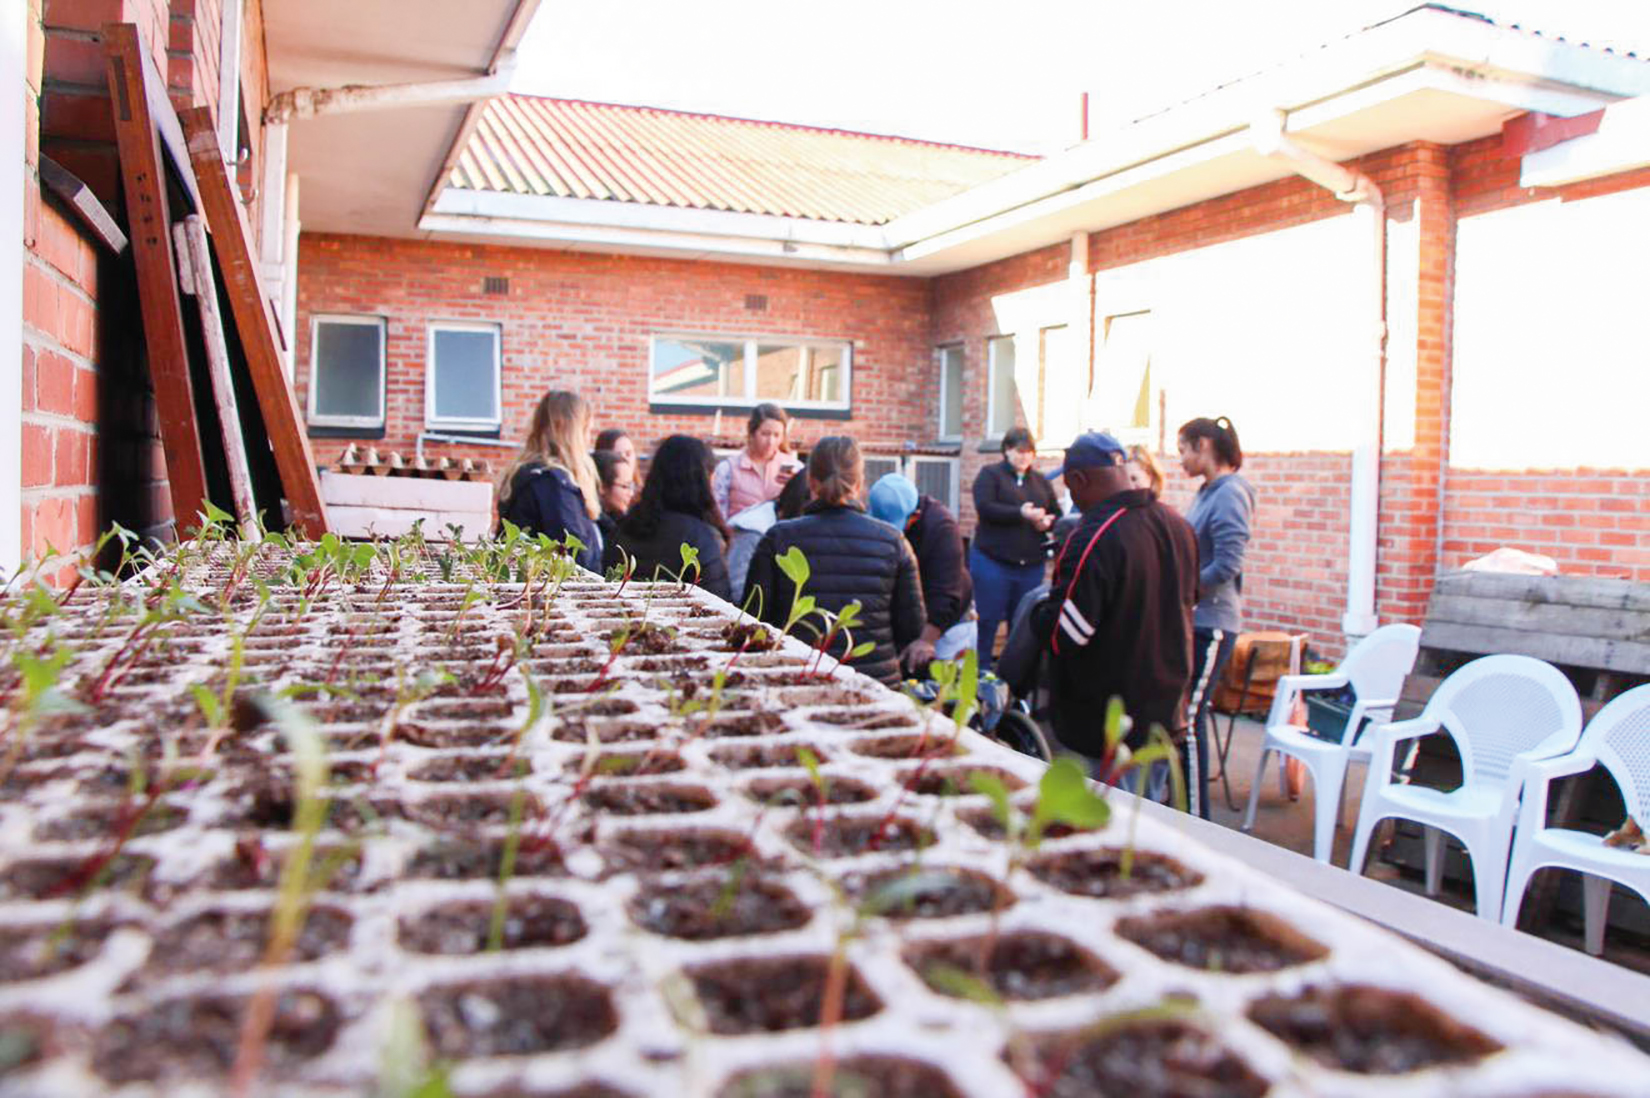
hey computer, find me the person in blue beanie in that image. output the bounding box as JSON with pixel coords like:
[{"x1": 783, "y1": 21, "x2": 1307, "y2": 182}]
[{"x1": 869, "y1": 473, "x2": 974, "y2": 673}]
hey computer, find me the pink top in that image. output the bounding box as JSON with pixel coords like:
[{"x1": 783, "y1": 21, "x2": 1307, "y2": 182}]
[{"x1": 713, "y1": 449, "x2": 798, "y2": 519}]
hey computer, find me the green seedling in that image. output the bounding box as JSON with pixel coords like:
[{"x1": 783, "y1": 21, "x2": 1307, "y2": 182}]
[
  {"x1": 774, "y1": 546, "x2": 818, "y2": 641},
  {"x1": 487, "y1": 764, "x2": 532, "y2": 952},
  {"x1": 805, "y1": 599, "x2": 874, "y2": 679},
  {"x1": 373, "y1": 995, "x2": 453, "y2": 1098},
  {"x1": 797, "y1": 745, "x2": 829, "y2": 856},
  {"x1": 674, "y1": 542, "x2": 700, "y2": 592}
]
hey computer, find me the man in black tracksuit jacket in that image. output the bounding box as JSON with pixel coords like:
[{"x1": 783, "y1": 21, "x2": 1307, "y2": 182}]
[{"x1": 1033, "y1": 432, "x2": 1199, "y2": 771}]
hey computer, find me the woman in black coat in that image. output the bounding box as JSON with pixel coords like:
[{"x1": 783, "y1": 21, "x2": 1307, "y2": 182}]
[
  {"x1": 969, "y1": 425, "x2": 1057, "y2": 673},
  {"x1": 603, "y1": 435, "x2": 732, "y2": 601},
  {"x1": 743, "y1": 436, "x2": 925, "y2": 686},
  {"x1": 497, "y1": 390, "x2": 603, "y2": 572}
]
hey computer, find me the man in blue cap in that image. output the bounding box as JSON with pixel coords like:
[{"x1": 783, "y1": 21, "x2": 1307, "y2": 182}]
[
  {"x1": 1033, "y1": 432, "x2": 1199, "y2": 800},
  {"x1": 869, "y1": 473, "x2": 974, "y2": 672}
]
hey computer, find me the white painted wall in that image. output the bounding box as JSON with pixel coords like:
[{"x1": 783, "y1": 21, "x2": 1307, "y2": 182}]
[
  {"x1": 1084, "y1": 213, "x2": 1368, "y2": 453},
  {"x1": 1452, "y1": 188, "x2": 1650, "y2": 471},
  {"x1": 1, "y1": 2, "x2": 25, "y2": 578}
]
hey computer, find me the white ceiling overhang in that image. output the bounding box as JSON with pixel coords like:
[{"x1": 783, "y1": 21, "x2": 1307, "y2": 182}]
[
  {"x1": 265, "y1": 0, "x2": 538, "y2": 240},
  {"x1": 291, "y1": 4, "x2": 1650, "y2": 275}
]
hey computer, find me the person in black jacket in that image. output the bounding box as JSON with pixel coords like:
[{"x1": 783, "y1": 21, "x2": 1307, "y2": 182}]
[
  {"x1": 604, "y1": 435, "x2": 732, "y2": 601},
  {"x1": 868, "y1": 473, "x2": 974, "y2": 672},
  {"x1": 1031, "y1": 431, "x2": 1198, "y2": 799},
  {"x1": 592, "y1": 449, "x2": 635, "y2": 550},
  {"x1": 497, "y1": 390, "x2": 603, "y2": 572},
  {"x1": 970, "y1": 426, "x2": 1058, "y2": 673},
  {"x1": 743, "y1": 436, "x2": 925, "y2": 686}
]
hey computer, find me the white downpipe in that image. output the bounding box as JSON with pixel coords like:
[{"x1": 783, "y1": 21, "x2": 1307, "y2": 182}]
[
  {"x1": 1251, "y1": 109, "x2": 1385, "y2": 639},
  {"x1": 216, "y1": 0, "x2": 244, "y2": 161},
  {"x1": 280, "y1": 173, "x2": 300, "y2": 379},
  {"x1": 1, "y1": 6, "x2": 25, "y2": 577}
]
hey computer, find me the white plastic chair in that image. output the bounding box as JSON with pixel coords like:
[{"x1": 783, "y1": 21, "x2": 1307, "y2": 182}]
[
  {"x1": 1241, "y1": 623, "x2": 1421, "y2": 864},
  {"x1": 1501, "y1": 684, "x2": 1650, "y2": 954},
  {"x1": 1349, "y1": 654, "x2": 1583, "y2": 919}
]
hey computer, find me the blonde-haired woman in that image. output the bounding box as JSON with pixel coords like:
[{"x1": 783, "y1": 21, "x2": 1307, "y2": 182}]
[
  {"x1": 1125, "y1": 444, "x2": 1165, "y2": 498},
  {"x1": 497, "y1": 390, "x2": 603, "y2": 571}
]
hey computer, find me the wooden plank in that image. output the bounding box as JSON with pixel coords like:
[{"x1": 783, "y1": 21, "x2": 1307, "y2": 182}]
[
  {"x1": 327, "y1": 506, "x2": 493, "y2": 541},
  {"x1": 1419, "y1": 621, "x2": 1650, "y2": 676},
  {"x1": 1433, "y1": 570, "x2": 1650, "y2": 613},
  {"x1": 1425, "y1": 594, "x2": 1650, "y2": 644},
  {"x1": 176, "y1": 106, "x2": 329, "y2": 539},
  {"x1": 102, "y1": 23, "x2": 209, "y2": 534},
  {"x1": 319, "y1": 470, "x2": 493, "y2": 511},
  {"x1": 174, "y1": 216, "x2": 257, "y2": 532},
  {"x1": 38, "y1": 155, "x2": 127, "y2": 253}
]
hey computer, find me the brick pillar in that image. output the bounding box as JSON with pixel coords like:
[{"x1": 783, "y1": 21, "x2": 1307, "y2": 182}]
[{"x1": 1376, "y1": 143, "x2": 1455, "y2": 624}]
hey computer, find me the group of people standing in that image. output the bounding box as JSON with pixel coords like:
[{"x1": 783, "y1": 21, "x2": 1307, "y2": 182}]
[{"x1": 494, "y1": 387, "x2": 1253, "y2": 816}]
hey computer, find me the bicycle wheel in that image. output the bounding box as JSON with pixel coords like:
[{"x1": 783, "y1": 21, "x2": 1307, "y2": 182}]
[{"x1": 991, "y1": 708, "x2": 1052, "y2": 762}]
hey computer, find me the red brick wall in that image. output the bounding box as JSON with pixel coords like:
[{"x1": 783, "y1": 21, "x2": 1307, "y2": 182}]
[
  {"x1": 1441, "y1": 470, "x2": 1650, "y2": 582},
  {"x1": 294, "y1": 234, "x2": 936, "y2": 471},
  {"x1": 25, "y1": 0, "x2": 268, "y2": 574}
]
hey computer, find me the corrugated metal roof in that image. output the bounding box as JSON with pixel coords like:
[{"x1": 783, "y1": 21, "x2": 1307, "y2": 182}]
[{"x1": 448, "y1": 95, "x2": 1036, "y2": 226}]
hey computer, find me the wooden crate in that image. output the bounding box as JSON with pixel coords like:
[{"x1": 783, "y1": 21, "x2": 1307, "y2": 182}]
[
  {"x1": 319, "y1": 471, "x2": 494, "y2": 541},
  {"x1": 1382, "y1": 570, "x2": 1650, "y2": 937}
]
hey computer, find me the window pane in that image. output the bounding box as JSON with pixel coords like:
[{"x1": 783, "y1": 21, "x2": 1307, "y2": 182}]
[
  {"x1": 1094, "y1": 311, "x2": 1152, "y2": 437},
  {"x1": 807, "y1": 343, "x2": 845, "y2": 403},
  {"x1": 432, "y1": 328, "x2": 498, "y2": 422},
  {"x1": 988, "y1": 336, "x2": 1017, "y2": 437},
  {"x1": 652, "y1": 338, "x2": 744, "y2": 399},
  {"x1": 1039, "y1": 325, "x2": 1070, "y2": 442},
  {"x1": 940, "y1": 347, "x2": 963, "y2": 437},
  {"x1": 754, "y1": 343, "x2": 804, "y2": 400},
  {"x1": 314, "y1": 321, "x2": 382, "y2": 420}
]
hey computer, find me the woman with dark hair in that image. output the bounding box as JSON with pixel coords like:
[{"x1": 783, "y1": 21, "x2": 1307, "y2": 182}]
[
  {"x1": 969, "y1": 425, "x2": 1058, "y2": 673},
  {"x1": 594, "y1": 428, "x2": 636, "y2": 469},
  {"x1": 743, "y1": 436, "x2": 924, "y2": 686},
  {"x1": 711, "y1": 403, "x2": 803, "y2": 521},
  {"x1": 604, "y1": 435, "x2": 732, "y2": 600},
  {"x1": 1177, "y1": 415, "x2": 1256, "y2": 820},
  {"x1": 726, "y1": 463, "x2": 813, "y2": 599},
  {"x1": 591, "y1": 449, "x2": 635, "y2": 548}
]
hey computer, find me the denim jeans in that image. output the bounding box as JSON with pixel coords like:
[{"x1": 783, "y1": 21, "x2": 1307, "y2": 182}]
[{"x1": 968, "y1": 546, "x2": 1045, "y2": 674}]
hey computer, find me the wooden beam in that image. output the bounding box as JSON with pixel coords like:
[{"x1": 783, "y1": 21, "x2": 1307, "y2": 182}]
[
  {"x1": 101, "y1": 23, "x2": 209, "y2": 535},
  {"x1": 177, "y1": 106, "x2": 329, "y2": 538},
  {"x1": 175, "y1": 215, "x2": 257, "y2": 532},
  {"x1": 39, "y1": 155, "x2": 127, "y2": 254}
]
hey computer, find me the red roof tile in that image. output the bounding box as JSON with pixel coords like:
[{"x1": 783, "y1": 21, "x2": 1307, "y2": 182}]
[{"x1": 448, "y1": 95, "x2": 1035, "y2": 226}]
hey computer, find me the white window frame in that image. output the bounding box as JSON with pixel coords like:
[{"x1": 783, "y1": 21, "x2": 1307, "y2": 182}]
[
  {"x1": 648, "y1": 332, "x2": 853, "y2": 412},
  {"x1": 985, "y1": 334, "x2": 1017, "y2": 440},
  {"x1": 306, "y1": 314, "x2": 386, "y2": 430},
  {"x1": 425, "y1": 320, "x2": 503, "y2": 432},
  {"x1": 936, "y1": 343, "x2": 963, "y2": 441}
]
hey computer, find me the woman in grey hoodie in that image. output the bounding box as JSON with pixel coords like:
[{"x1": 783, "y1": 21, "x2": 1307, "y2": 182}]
[{"x1": 1179, "y1": 416, "x2": 1255, "y2": 820}]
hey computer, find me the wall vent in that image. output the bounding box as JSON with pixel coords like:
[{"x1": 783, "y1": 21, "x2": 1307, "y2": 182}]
[
  {"x1": 483, "y1": 276, "x2": 509, "y2": 295},
  {"x1": 744, "y1": 294, "x2": 768, "y2": 312}
]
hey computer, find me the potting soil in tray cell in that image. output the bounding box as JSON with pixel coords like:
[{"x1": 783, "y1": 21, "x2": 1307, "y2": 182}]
[
  {"x1": 551, "y1": 716, "x2": 660, "y2": 744},
  {"x1": 1026, "y1": 848, "x2": 1204, "y2": 900},
  {"x1": 847, "y1": 732, "x2": 967, "y2": 760},
  {"x1": 717, "y1": 1055, "x2": 965, "y2": 1098},
  {"x1": 904, "y1": 930, "x2": 1119, "y2": 1000},
  {"x1": 204, "y1": 841, "x2": 365, "y2": 892},
  {"x1": 1116, "y1": 905, "x2": 1329, "y2": 973},
  {"x1": 407, "y1": 837, "x2": 565, "y2": 881},
  {"x1": 744, "y1": 774, "x2": 877, "y2": 806},
  {"x1": 786, "y1": 814, "x2": 931, "y2": 857},
  {"x1": 1008, "y1": 1019, "x2": 1269, "y2": 1098},
  {"x1": 708, "y1": 742, "x2": 827, "y2": 771},
  {"x1": 418, "y1": 975, "x2": 617, "y2": 1057},
  {"x1": 0, "y1": 918, "x2": 119, "y2": 981},
  {"x1": 408, "y1": 752, "x2": 525, "y2": 783},
  {"x1": 688, "y1": 955, "x2": 880, "y2": 1034},
  {"x1": 583, "y1": 782, "x2": 717, "y2": 815},
  {"x1": 1247, "y1": 983, "x2": 1503, "y2": 1074},
  {"x1": 629, "y1": 873, "x2": 810, "y2": 939},
  {"x1": 91, "y1": 989, "x2": 341, "y2": 1084},
  {"x1": 139, "y1": 905, "x2": 353, "y2": 978},
  {"x1": 599, "y1": 828, "x2": 758, "y2": 873},
  {"x1": 399, "y1": 894, "x2": 588, "y2": 954},
  {"x1": 893, "y1": 764, "x2": 1025, "y2": 798},
  {"x1": 843, "y1": 866, "x2": 1014, "y2": 919}
]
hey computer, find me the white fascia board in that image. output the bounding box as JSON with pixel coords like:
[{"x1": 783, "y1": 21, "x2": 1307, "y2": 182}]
[
  {"x1": 1522, "y1": 94, "x2": 1650, "y2": 187},
  {"x1": 883, "y1": 6, "x2": 1650, "y2": 252},
  {"x1": 418, "y1": 208, "x2": 898, "y2": 271},
  {"x1": 429, "y1": 188, "x2": 892, "y2": 251}
]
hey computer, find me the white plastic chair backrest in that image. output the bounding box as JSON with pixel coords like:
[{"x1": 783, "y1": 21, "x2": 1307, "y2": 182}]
[
  {"x1": 1342, "y1": 623, "x2": 1421, "y2": 704},
  {"x1": 1583, "y1": 684, "x2": 1650, "y2": 826},
  {"x1": 1425, "y1": 655, "x2": 1583, "y2": 787}
]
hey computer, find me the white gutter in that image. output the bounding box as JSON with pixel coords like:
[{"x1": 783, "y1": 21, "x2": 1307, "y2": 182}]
[
  {"x1": 1521, "y1": 93, "x2": 1650, "y2": 187},
  {"x1": 264, "y1": 58, "x2": 518, "y2": 124},
  {"x1": 1251, "y1": 109, "x2": 1386, "y2": 639}
]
